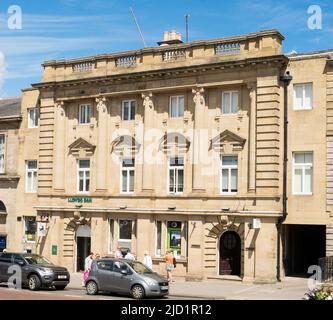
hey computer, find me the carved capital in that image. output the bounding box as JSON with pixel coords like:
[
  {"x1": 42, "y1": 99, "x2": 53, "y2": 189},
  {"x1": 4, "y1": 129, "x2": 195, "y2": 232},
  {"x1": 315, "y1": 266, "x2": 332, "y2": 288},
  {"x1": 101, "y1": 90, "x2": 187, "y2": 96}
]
[
  {"x1": 192, "y1": 87, "x2": 205, "y2": 107},
  {"x1": 142, "y1": 92, "x2": 154, "y2": 109},
  {"x1": 55, "y1": 100, "x2": 65, "y2": 116},
  {"x1": 96, "y1": 96, "x2": 107, "y2": 113}
]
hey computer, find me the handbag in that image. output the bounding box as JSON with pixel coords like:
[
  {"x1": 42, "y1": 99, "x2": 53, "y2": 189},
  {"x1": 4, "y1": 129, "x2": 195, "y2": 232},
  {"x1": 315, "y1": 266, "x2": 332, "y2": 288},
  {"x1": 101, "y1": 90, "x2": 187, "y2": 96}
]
[{"x1": 83, "y1": 270, "x2": 89, "y2": 282}]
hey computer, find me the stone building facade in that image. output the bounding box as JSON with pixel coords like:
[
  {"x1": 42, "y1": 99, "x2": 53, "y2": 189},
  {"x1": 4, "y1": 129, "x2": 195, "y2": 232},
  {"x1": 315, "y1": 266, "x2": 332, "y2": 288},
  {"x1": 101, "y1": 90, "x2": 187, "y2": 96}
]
[{"x1": 3, "y1": 29, "x2": 333, "y2": 282}]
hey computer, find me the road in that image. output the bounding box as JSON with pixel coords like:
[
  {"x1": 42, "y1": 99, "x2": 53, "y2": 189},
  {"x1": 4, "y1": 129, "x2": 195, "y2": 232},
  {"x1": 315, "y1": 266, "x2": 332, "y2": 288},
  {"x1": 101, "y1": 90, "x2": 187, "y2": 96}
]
[{"x1": 0, "y1": 284, "x2": 194, "y2": 300}]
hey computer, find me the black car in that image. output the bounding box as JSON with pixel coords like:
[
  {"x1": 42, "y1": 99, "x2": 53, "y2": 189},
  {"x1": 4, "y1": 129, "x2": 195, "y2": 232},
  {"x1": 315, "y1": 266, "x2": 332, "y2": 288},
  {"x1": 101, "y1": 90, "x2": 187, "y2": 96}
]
[{"x1": 0, "y1": 252, "x2": 70, "y2": 291}]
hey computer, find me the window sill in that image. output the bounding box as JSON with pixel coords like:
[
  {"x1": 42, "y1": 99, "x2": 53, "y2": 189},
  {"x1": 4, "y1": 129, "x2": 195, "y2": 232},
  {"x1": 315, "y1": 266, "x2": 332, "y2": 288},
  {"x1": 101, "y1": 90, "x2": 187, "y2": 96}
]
[
  {"x1": 292, "y1": 193, "x2": 313, "y2": 196},
  {"x1": 292, "y1": 107, "x2": 313, "y2": 111}
]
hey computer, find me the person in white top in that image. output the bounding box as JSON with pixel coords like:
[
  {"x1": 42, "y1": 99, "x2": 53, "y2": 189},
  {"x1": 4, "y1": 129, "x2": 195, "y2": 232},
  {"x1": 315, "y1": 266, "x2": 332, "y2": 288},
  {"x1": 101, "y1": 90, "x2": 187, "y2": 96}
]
[
  {"x1": 84, "y1": 252, "x2": 94, "y2": 271},
  {"x1": 125, "y1": 249, "x2": 135, "y2": 261},
  {"x1": 143, "y1": 250, "x2": 153, "y2": 270}
]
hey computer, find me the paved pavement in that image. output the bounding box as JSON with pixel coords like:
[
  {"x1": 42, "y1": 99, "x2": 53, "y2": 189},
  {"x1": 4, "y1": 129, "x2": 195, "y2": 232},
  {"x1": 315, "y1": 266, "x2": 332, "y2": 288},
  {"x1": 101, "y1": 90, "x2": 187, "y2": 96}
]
[{"x1": 68, "y1": 273, "x2": 309, "y2": 300}]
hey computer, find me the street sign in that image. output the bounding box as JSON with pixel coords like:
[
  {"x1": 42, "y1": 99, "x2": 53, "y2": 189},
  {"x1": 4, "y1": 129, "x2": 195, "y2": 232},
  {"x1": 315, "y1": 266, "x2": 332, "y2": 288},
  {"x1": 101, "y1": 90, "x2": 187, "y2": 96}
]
[
  {"x1": 68, "y1": 197, "x2": 92, "y2": 203},
  {"x1": 52, "y1": 245, "x2": 57, "y2": 256}
]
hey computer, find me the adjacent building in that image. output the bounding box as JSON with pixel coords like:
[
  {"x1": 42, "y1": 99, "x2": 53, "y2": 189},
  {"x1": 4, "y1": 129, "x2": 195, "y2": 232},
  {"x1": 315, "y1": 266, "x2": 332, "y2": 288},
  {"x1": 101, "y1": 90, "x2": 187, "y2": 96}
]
[{"x1": 2, "y1": 29, "x2": 333, "y2": 282}]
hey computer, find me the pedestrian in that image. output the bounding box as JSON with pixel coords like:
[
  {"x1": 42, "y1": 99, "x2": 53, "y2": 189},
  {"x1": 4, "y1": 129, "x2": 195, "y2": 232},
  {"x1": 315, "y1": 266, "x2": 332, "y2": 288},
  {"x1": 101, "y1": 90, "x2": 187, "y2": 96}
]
[
  {"x1": 164, "y1": 250, "x2": 174, "y2": 283},
  {"x1": 143, "y1": 250, "x2": 153, "y2": 270},
  {"x1": 114, "y1": 246, "x2": 123, "y2": 259},
  {"x1": 2, "y1": 249, "x2": 7, "y2": 253},
  {"x1": 125, "y1": 249, "x2": 135, "y2": 261},
  {"x1": 95, "y1": 253, "x2": 101, "y2": 260},
  {"x1": 82, "y1": 252, "x2": 94, "y2": 287}
]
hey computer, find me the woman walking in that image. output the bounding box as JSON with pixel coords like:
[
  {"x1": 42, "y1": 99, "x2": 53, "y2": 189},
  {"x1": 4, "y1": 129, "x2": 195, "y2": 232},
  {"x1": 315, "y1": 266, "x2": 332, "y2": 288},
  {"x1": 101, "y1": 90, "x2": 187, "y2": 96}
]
[{"x1": 164, "y1": 250, "x2": 174, "y2": 283}]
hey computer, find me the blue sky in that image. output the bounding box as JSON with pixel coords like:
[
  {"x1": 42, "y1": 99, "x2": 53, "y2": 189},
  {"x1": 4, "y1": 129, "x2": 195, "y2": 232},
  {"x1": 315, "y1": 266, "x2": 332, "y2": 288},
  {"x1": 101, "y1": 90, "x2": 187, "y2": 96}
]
[{"x1": 0, "y1": 0, "x2": 332, "y2": 98}]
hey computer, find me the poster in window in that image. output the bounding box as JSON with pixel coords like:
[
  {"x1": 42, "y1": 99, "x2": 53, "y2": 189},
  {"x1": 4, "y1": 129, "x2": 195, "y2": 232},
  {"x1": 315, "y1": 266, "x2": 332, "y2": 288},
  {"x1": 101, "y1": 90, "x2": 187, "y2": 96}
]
[{"x1": 170, "y1": 230, "x2": 181, "y2": 248}]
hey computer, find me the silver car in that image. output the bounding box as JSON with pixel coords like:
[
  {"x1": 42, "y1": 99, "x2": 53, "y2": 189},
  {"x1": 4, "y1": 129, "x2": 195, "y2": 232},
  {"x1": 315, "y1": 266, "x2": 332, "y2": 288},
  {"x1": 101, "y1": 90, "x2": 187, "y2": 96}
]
[{"x1": 85, "y1": 258, "x2": 169, "y2": 299}]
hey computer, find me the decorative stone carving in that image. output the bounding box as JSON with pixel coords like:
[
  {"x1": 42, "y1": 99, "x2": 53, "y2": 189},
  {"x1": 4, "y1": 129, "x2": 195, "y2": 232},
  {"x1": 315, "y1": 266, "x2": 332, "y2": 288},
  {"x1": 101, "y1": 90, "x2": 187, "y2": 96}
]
[
  {"x1": 210, "y1": 129, "x2": 246, "y2": 153},
  {"x1": 69, "y1": 137, "x2": 96, "y2": 158},
  {"x1": 192, "y1": 87, "x2": 205, "y2": 107},
  {"x1": 96, "y1": 96, "x2": 107, "y2": 113},
  {"x1": 55, "y1": 100, "x2": 65, "y2": 116},
  {"x1": 142, "y1": 93, "x2": 154, "y2": 109}
]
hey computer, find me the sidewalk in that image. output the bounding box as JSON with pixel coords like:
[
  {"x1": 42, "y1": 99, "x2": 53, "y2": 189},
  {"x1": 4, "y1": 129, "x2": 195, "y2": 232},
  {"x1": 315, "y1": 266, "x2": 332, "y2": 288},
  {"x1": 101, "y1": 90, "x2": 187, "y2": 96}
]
[{"x1": 69, "y1": 273, "x2": 308, "y2": 300}]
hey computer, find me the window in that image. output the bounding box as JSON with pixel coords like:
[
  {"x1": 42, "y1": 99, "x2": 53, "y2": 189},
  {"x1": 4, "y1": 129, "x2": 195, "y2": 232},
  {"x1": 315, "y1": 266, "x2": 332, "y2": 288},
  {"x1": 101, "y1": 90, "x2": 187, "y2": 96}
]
[
  {"x1": 167, "y1": 221, "x2": 182, "y2": 257},
  {"x1": 222, "y1": 91, "x2": 239, "y2": 114},
  {"x1": 293, "y1": 152, "x2": 313, "y2": 195},
  {"x1": 79, "y1": 104, "x2": 92, "y2": 124},
  {"x1": 221, "y1": 156, "x2": 238, "y2": 194},
  {"x1": 169, "y1": 96, "x2": 184, "y2": 118},
  {"x1": 0, "y1": 135, "x2": 5, "y2": 174},
  {"x1": 121, "y1": 158, "x2": 135, "y2": 193},
  {"x1": 168, "y1": 157, "x2": 184, "y2": 194},
  {"x1": 118, "y1": 220, "x2": 134, "y2": 250},
  {"x1": 109, "y1": 219, "x2": 114, "y2": 253},
  {"x1": 155, "y1": 221, "x2": 162, "y2": 257},
  {"x1": 24, "y1": 217, "x2": 37, "y2": 242},
  {"x1": 77, "y1": 160, "x2": 90, "y2": 193},
  {"x1": 293, "y1": 83, "x2": 313, "y2": 110},
  {"x1": 28, "y1": 108, "x2": 38, "y2": 128},
  {"x1": 97, "y1": 260, "x2": 113, "y2": 271},
  {"x1": 122, "y1": 100, "x2": 136, "y2": 121},
  {"x1": 26, "y1": 160, "x2": 37, "y2": 193}
]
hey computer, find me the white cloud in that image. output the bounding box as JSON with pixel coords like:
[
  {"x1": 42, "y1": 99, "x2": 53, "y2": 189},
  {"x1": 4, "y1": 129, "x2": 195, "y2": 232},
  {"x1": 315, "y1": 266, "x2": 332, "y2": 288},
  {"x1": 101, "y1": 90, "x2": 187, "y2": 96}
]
[{"x1": 0, "y1": 51, "x2": 5, "y2": 98}]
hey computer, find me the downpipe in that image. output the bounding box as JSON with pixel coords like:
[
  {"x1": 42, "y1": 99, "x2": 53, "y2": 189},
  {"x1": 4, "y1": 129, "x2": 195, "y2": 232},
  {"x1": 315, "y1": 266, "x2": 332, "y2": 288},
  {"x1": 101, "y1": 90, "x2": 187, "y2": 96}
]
[{"x1": 277, "y1": 71, "x2": 292, "y2": 282}]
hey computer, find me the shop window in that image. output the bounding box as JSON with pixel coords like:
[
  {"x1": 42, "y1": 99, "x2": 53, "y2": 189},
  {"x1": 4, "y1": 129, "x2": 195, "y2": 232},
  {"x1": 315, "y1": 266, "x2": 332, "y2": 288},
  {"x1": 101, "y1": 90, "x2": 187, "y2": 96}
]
[
  {"x1": 167, "y1": 221, "x2": 182, "y2": 257},
  {"x1": 118, "y1": 219, "x2": 134, "y2": 250},
  {"x1": 155, "y1": 221, "x2": 162, "y2": 257},
  {"x1": 109, "y1": 219, "x2": 114, "y2": 253},
  {"x1": 24, "y1": 217, "x2": 37, "y2": 243}
]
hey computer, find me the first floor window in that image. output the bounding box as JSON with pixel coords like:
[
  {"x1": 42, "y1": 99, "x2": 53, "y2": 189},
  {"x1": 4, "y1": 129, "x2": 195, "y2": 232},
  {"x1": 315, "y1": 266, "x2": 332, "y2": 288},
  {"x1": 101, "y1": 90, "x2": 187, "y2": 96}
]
[
  {"x1": 26, "y1": 160, "x2": 37, "y2": 193},
  {"x1": 122, "y1": 100, "x2": 136, "y2": 121},
  {"x1": 221, "y1": 156, "x2": 238, "y2": 194},
  {"x1": 0, "y1": 135, "x2": 5, "y2": 174},
  {"x1": 118, "y1": 219, "x2": 134, "y2": 250},
  {"x1": 121, "y1": 159, "x2": 135, "y2": 193},
  {"x1": 78, "y1": 160, "x2": 90, "y2": 193},
  {"x1": 79, "y1": 104, "x2": 92, "y2": 124},
  {"x1": 293, "y1": 152, "x2": 313, "y2": 194},
  {"x1": 170, "y1": 96, "x2": 184, "y2": 118},
  {"x1": 24, "y1": 217, "x2": 37, "y2": 242},
  {"x1": 222, "y1": 91, "x2": 239, "y2": 114},
  {"x1": 169, "y1": 157, "x2": 184, "y2": 194},
  {"x1": 28, "y1": 107, "x2": 38, "y2": 128},
  {"x1": 293, "y1": 83, "x2": 313, "y2": 110}
]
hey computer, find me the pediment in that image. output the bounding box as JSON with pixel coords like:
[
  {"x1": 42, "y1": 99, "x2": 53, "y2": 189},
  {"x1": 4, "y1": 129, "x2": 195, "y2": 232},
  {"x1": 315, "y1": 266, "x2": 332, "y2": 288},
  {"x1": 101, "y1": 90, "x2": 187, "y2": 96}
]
[
  {"x1": 69, "y1": 138, "x2": 96, "y2": 157},
  {"x1": 210, "y1": 130, "x2": 246, "y2": 152},
  {"x1": 159, "y1": 132, "x2": 190, "y2": 154},
  {"x1": 111, "y1": 135, "x2": 141, "y2": 156}
]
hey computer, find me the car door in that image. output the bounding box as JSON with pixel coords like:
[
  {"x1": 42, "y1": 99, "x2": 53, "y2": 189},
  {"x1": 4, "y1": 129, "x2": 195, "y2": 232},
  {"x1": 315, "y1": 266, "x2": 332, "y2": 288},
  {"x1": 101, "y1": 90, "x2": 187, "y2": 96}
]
[
  {"x1": 95, "y1": 260, "x2": 114, "y2": 291},
  {"x1": 0, "y1": 253, "x2": 13, "y2": 282},
  {"x1": 111, "y1": 261, "x2": 133, "y2": 293},
  {"x1": 13, "y1": 254, "x2": 29, "y2": 285}
]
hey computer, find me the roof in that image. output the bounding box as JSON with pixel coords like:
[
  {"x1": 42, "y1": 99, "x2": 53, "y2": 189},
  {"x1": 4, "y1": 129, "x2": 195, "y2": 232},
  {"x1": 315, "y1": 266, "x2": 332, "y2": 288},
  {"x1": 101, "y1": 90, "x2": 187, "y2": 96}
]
[
  {"x1": 42, "y1": 29, "x2": 285, "y2": 67},
  {"x1": 0, "y1": 97, "x2": 21, "y2": 119},
  {"x1": 287, "y1": 49, "x2": 333, "y2": 60}
]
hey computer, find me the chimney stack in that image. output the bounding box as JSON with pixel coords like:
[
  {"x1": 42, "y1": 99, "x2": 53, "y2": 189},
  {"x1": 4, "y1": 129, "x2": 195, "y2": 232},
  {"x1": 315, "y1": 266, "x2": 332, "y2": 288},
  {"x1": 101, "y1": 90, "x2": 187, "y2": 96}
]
[{"x1": 158, "y1": 30, "x2": 183, "y2": 46}]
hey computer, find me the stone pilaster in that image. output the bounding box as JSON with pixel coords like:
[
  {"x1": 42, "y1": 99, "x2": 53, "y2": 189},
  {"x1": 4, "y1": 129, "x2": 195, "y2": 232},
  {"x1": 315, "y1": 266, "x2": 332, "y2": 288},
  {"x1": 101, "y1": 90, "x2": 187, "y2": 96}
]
[
  {"x1": 191, "y1": 88, "x2": 206, "y2": 192},
  {"x1": 141, "y1": 93, "x2": 154, "y2": 192},
  {"x1": 53, "y1": 101, "x2": 66, "y2": 192},
  {"x1": 247, "y1": 82, "x2": 257, "y2": 192},
  {"x1": 327, "y1": 225, "x2": 333, "y2": 257},
  {"x1": 96, "y1": 97, "x2": 108, "y2": 192}
]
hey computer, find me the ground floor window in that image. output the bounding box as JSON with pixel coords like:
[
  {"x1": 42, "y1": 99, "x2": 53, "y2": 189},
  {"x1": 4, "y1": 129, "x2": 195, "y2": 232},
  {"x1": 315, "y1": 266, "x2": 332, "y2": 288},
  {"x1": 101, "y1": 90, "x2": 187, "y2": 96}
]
[
  {"x1": 167, "y1": 221, "x2": 182, "y2": 257},
  {"x1": 24, "y1": 216, "x2": 37, "y2": 243},
  {"x1": 118, "y1": 219, "x2": 134, "y2": 250},
  {"x1": 155, "y1": 221, "x2": 162, "y2": 257},
  {"x1": 109, "y1": 219, "x2": 114, "y2": 253}
]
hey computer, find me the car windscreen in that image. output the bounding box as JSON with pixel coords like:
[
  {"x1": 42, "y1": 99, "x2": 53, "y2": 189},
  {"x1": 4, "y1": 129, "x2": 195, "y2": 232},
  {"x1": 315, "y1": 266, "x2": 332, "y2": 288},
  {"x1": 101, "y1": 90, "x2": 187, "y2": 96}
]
[
  {"x1": 128, "y1": 261, "x2": 153, "y2": 274},
  {"x1": 24, "y1": 255, "x2": 53, "y2": 265}
]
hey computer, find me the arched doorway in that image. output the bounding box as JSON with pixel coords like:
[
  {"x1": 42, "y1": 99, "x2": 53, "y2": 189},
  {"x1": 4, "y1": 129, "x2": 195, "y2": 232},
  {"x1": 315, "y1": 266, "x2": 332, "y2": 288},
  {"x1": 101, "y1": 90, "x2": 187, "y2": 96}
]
[
  {"x1": 0, "y1": 201, "x2": 7, "y2": 252},
  {"x1": 76, "y1": 225, "x2": 91, "y2": 272},
  {"x1": 219, "y1": 231, "x2": 241, "y2": 276}
]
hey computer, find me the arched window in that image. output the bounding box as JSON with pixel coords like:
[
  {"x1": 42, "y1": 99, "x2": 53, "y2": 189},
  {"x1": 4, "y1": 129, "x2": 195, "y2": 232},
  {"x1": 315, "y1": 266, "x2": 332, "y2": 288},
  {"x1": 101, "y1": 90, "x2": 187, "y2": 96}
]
[{"x1": 0, "y1": 201, "x2": 6, "y2": 213}]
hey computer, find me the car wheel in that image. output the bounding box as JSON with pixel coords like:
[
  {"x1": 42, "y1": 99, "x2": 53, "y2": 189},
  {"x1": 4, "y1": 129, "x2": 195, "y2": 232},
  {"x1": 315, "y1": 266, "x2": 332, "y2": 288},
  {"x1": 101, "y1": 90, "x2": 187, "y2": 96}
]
[
  {"x1": 86, "y1": 281, "x2": 98, "y2": 295},
  {"x1": 55, "y1": 285, "x2": 67, "y2": 290},
  {"x1": 131, "y1": 284, "x2": 145, "y2": 299},
  {"x1": 28, "y1": 275, "x2": 41, "y2": 291}
]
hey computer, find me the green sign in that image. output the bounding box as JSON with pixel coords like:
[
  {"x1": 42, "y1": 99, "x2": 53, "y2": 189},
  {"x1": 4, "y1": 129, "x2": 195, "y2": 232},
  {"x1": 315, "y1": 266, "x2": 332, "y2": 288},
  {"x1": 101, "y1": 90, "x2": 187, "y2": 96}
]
[
  {"x1": 68, "y1": 197, "x2": 92, "y2": 203},
  {"x1": 52, "y1": 245, "x2": 57, "y2": 256}
]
